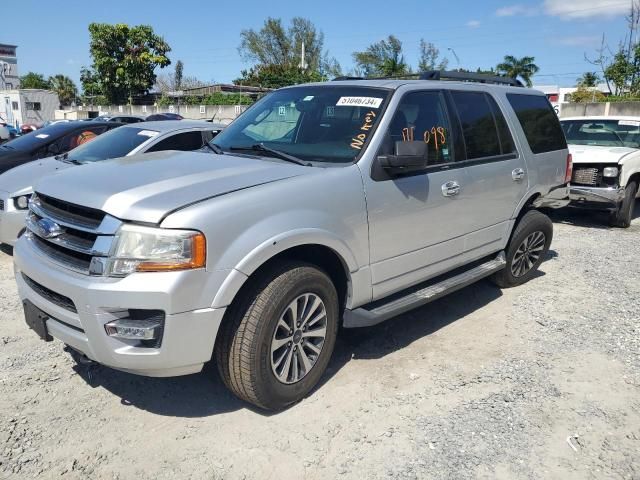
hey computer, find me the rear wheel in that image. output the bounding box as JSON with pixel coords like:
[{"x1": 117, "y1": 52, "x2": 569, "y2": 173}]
[
  {"x1": 490, "y1": 210, "x2": 553, "y2": 288},
  {"x1": 610, "y1": 180, "x2": 638, "y2": 228},
  {"x1": 215, "y1": 262, "x2": 339, "y2": 410}
]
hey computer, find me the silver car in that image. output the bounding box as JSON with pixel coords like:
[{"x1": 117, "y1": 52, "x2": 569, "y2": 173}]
[
  {"x1": 0, "y1": 120, "x2": 224, "y2": 246},
  {"x1": 14, "y1": 74, "x2": 569, "y2": 410}
]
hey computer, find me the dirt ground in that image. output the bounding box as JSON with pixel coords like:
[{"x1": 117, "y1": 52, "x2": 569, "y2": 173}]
[{"x1": 1, "y1": 206, "x2": 639, "y2": 480}]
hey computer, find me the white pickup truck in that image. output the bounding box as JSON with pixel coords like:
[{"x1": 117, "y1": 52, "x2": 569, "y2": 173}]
[{"x1": 561, "y1": 116, "x2": 640, "y2": 227}]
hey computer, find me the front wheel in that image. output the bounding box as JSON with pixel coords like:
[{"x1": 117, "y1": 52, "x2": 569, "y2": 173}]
[
  {"x1": 215, "y1": 262, "x2": 339, "y2": 410},
  {"x1": 490, "y1": 210, "x2": 553, "y2": 288},
  {"x1": 610, "y1": 180, "x2": 638, "y2": 228}
]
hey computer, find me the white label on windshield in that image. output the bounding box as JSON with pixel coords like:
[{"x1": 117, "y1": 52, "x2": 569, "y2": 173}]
[
  {"x1": 137, "y1": 130, "x2": 159, "y2": 137},
  {"x1": 35, "y1": 134, "x2": 49, "y2": 139},
  {"x1": 336, "y1": 96, "x2": 383, "y2": 108},
  {"x1": 303, "y1": 95, "x2": 314, "y2": 101},
  {"x1": 619, "y1": 120, "x2": 640, "y2": 127}
]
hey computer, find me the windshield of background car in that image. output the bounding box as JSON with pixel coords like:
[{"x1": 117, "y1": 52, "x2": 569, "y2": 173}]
[
  {"x1": 212, "y1": 86, "x2": 391, "y2": 163},
  {"x1": 67, "y1": 127, "x2": 158, "y2": 162},
  {"x1": 0, "y1": 123, "x2": 79, "y2": 151},
  {"x1": 561, "y1": 119, "x2": 640, "y2": 148}
]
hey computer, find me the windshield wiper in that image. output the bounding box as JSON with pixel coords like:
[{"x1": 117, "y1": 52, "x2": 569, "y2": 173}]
[
  {"x1": 229, "y1": 143, "x2": 311, "y2": 166},
  {"x1": 206, "y1": 142, "x2": 224, "y2": 154},
  {"x1": 55, "y1": 152, "x2": 82, "y2": 165}
]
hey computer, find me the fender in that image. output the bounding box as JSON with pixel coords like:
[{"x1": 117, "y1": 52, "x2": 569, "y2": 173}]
[{"x1": 211, "y1": 228, "x2": 362, "y2": 309}]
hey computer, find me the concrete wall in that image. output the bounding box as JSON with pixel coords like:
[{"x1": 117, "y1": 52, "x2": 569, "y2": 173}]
[
  {"x1": 70, "y1": 104, "x2": 249, "y2": 124},
  {"x1": 560, "y1": 101, "x2": 640, "y2": 118}
]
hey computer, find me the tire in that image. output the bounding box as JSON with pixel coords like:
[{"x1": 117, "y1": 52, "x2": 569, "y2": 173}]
[
  {"x1": 215, "y1": 262, "x2": 339, "y2": 410},
  {"x1": 610, "y1": 180, "x2": 638, "y2": 228},
  {"x1": 490, "y1": 209, "x2": 553, "y2": 288}
]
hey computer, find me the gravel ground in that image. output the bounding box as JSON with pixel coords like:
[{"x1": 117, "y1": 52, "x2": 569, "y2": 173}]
[{"x1": 1, "y1": 206, "x2": 639, "y2": 480}]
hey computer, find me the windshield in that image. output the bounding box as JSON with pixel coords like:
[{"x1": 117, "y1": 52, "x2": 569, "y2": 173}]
[
  {"x1": 561, "y1": 119, "x2": 640, "y2": 148},
  {"x1": 67, "y1": 126, "x2": 158, "y2": 163},
  {"x1": 212, "y1": 86, "x2": 391, "y2": 163},
  {"x1": 1, "y1": 122, "x2": 81, "y2": 151}
]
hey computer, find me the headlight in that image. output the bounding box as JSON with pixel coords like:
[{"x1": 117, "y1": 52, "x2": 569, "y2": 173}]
[
  {"x1": 106, "y1": 224, "x2": 206, "y2": 276},
  {"x1": 13, "y1": 195, "x2": 31, "y2": 210},
  {"x1": 603, "y1": 166, "x2": 619, "y2": 178}
]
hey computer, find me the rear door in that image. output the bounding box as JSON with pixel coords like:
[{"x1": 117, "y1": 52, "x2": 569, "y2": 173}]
[{"x1": 447, "y1": 90, "x2": 527, "y2": 257}]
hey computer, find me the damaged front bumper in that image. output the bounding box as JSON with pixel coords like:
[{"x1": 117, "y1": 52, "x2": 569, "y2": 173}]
[{"x1": 569, "y1": 185, "x2": 625, "y2": 210}]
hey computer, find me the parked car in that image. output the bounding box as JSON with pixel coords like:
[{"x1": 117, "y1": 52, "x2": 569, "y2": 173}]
[
  {"x1": 146, "y1": 113, "x2": 184, "y2": 121},
  {"x1": 0, "y1": 124, "x2": 9, "y2": 143},
  {"x1": 562, "y1": 116, "x2": 640, "y2": 227},
  {"x1": 0, "y1": 120, "x2": 224, "y2": 246},
  {"x1": 13, "y1": 73, "x2": 570, "y2": 410},
  {"x1": 20, "y1": 123, "x2": 40, "y2": 134},
  {"x1": 2, "y1": 123, "x2": 20, "y2": 139},
  {"x1": 0, "y1": 121, "x2": 120, "y2": 175},
  {"x1": 92, "y1": 115, "x2": 145, "y2": 124}
]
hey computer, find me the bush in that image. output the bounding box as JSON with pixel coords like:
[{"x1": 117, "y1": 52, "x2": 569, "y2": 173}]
[{"x1": 156, "y1": 92, "x2": 254, "y2": 107}]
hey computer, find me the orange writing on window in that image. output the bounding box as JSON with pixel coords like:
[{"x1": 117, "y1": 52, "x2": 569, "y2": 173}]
[{"x1": 423, "y1": 126, "x2": 446, "y2": 151}]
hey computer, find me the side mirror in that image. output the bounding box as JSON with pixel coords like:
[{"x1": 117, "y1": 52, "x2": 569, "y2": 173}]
[{"x1": 377, "y1": 141, "x2": 428, "y2": 176}]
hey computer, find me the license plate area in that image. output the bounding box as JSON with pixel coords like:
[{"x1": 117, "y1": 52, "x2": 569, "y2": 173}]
[{"x1": 23, "y1": 300, "x2": 54, "y2": 341}]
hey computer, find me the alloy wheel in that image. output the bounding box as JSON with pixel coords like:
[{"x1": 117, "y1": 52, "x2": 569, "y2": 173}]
[{"x1": 511, "y1": 231, "x2": 546, "y2": 277}]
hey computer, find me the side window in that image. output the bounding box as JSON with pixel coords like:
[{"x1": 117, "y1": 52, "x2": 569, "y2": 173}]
[
  {"x1": 379, "y1": 91, "x2": 454, "y2": 166},
  {"x1": 506, "y1": 94, "x2": 567, "y2": 154},
  {"x1": 146, "y1": 131, "x2": 205, "y2": 152},
  {"x1": 486, "y1": 95, "x2": 516, "y2": 154},
  {"x1": 450, "y1": 91, "x2": 503, "y2": 160}
]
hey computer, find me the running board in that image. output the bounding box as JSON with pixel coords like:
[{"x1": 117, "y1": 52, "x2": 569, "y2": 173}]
[{"x1": 343, "y1": 251, "x2": 506, "y2": 328}]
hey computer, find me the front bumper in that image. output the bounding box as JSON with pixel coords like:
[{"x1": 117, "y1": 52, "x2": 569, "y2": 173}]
[
  {"x1": 569, "y1": 185, "x2": 625, "y2": 210},
  {"x1": 13, "y1": 236, "x2": 226, "y2": 377},
  {"x1": 0, "y1": 208, "x2": 27, "y2": 246}
]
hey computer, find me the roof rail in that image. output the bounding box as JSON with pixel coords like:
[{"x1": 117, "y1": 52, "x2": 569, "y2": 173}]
[{"x1": 332, "y1": 70, "x2": 524, "y2": 87}]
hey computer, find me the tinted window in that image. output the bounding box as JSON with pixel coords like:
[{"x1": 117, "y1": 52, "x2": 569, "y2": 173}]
[
  {"x1": 451, "y1": 91, "x2": 503, "y2": 159},
  {"x1": 507, "y1": 94, "x2": 566, "y2": 154},
  {"x1": 486, "y1": 95, "x2": 516, "y2": 154},
  {"x1": 379, "y1": 90, "x2": 455, "y2": 165},
  {"x1": 147, "y1": 131, "x2": 205, "y2": 152},
  {"x1": 68, "y1": 127, "x2": 158, "y2": 163},
  {"x1": 2, "y1": 122, "x2": 84, "y2": 151}
]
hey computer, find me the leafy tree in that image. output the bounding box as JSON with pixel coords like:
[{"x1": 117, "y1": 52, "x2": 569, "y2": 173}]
[
  {"x1": 48, "y1": 74, "x2": 77, "y2": 106},
  {"x1": 496, "y1": 55, "x2": 539, "y2": 87},
  {"x1": 155, "y1": 72, "x2": 207, "y2": 93},
  {"x1": 604, "y1": 49, "x2": 634, "y2": 95},
  {"x1": 418, "y1": 40, "x2": 449, "y2": 72},
  {"x1": 568, "y1": 85, "x2": 606, "y2": 103},
  {"x1": 19, "y1": 72, "x2": 50, "y2": 89},
  {"x1": 235, "y1": 64, "x2": 322, "y2": 89},
  {"x1": 174, "y1": 60, "x2": 184, "y2": 91},
  {"x1": 353, "y1": 35, "x2": 409, "y2": 77},
  {"x1": 576, "y1": 72, "x2": 599, "y2": 87},
  {"x1": 83, "y1": 23, "x2": 171, "y2": 105}
]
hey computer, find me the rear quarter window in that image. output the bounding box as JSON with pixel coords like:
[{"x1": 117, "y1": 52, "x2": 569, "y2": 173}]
[{"x1": 506, "y1": 94, "x2": 566, "y2": 154}]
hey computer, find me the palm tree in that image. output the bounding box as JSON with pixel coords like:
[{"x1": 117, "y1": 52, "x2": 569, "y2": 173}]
[
  {"x1": 48, "y1": 74, "x2": 78, "y2": 107},
  {"x1": 496, "y1": 55, "x2": 539, "y2": 87}
]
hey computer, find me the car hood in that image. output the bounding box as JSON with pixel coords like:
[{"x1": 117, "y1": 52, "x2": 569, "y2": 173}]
[
  {"x1": 34, "y1": 150, "x2": 309, "y2": 223},
  {"x1": 0, "y1": 156, "x2": 73, "y2": 197},
  {"x1": 0, "y1": 148, "x2": 30, "y2": 174},
  {"x1": 568, "y1": 144, "x2": 637, "y2": 164}
]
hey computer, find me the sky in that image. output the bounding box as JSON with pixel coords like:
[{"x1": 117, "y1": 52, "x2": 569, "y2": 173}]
[{"x1": 1, "y1": 0, "x2": 632, "y2": 89}]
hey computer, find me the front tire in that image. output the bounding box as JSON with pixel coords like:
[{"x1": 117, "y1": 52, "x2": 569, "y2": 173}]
[
  {"x1": 490, "y1": 209, "x2": 553, "y2": 288},
  {"x1": 610, "y1": 180, "x2": 638, "y2": 228},
  {"x1": 215, "y1": 262, "x2": 339, "y2": 410}
]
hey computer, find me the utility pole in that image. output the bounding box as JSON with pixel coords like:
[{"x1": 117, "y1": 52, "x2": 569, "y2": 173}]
[{"x1": 299, "y1": 41, "x2": 307, "y2": 70}]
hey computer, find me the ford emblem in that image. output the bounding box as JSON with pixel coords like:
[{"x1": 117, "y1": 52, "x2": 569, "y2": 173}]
[{"x1": 35, "y1": 218, "x2": 64, "y2": 239}]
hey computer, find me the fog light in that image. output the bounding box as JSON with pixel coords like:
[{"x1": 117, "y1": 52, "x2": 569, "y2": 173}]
[
  {"x1": 14, "y1": 195, "x2": 31, "y2": 210},
  {"x1": 603, "y1": 167, "x2": 619, "y2": 177},
  {"x1": 105, "y1": 318, "x2": 162, "y2": 340}
]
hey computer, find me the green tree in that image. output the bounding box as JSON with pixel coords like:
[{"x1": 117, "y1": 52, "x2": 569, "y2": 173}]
[
  {"x1": 48, "y1": 74, "x2": 78, "y2": 106},
  {"x1": 174, "y1": 60, "x2": 184, "y2": 91},
  {"x1": 604, "y1": 50, "x2": 633, "y2": 95},
  {"x1": 83, "y1": 23, "x2": 171, "y2": 105},
  {"x1": 353, "y1": 35, "x2": 409, "y2": 77},
  {"x1": 568, "y1": 85, "x2": 606, "y2": 103},
  {"x1": 19, "y1": 72, "x2": 50, "y2": 89},
  {"x1": 418, "y1": 40, "x2": 448, "y2": 72},
  {"x1": 235, "y1": 64, "x2": 322, "y2": 89},
  {"x1": 496, "y1": 55, "x2": 539, "y2": 87},
  {"x1": 576, "y1": 72, "x2": 599, "y2": 87}
]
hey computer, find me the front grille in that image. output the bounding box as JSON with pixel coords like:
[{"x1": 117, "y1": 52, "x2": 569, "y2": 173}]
[
  {"x1": 22, "y1": 273, "x2": 77, "y2": 313},
  {"x1": 572, "y1": 167, "x2": 598, "y2": 186},
  {"x1": 25, "y1": 193, "x2": 122, "y2": 275}
]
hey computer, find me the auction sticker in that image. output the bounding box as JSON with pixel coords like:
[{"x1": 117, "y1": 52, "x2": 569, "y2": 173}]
[
  {"x1": 35, "y1": 134, "x2": 49, "y2": 139},
  {"x1": 619, "y1": 120, "x2": 640, "y2": 127},
  {"x1": 137, "y1": 130, "x2": 159, "y2": 137},
  {"x1": 336, "y1": 96, "x2": 383, "y2": 108}
]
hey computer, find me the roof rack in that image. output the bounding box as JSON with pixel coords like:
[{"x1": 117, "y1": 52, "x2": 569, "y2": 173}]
[{"x1": 332, "y1": 70, "x2": 524, "y2": 87}]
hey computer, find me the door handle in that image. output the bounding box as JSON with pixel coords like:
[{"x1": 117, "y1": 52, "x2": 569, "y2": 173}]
[
  {"x1": 512, "y1": 168, "x2": 525, "y2": 181},
  {"x1": 441, "y1": 181, "x2": 461, "y2": 197}
]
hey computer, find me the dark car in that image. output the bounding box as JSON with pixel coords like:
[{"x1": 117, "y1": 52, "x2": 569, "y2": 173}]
[
  {"x1": 91, "y1": 115, "x2": 145, "y2": 124},
  {"x1": 146, "y1": 113, "x2": 184, "y2": 121},
  {"x1": 0, "y1": 121, "x2": 121, "y2": 174}
]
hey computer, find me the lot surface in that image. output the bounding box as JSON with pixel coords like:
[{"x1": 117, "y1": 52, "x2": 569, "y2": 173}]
[{"x1": 1, "y1": 206, "x2": 639, "y2": 480}]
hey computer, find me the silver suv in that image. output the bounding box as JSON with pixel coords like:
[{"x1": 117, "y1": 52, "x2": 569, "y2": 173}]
[{"x1": 14, "y1": 73, "x2": 570, "y2": 410}]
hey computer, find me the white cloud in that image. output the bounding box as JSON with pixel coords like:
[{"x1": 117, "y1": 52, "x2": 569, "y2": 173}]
[
  {"x1": 466, "y1": 20, "x2": 481, "y2": 28},
  {"x1": 543, "y1": 0, "x2": 629, "y2": 19},
  {"x1": 552, "y1": 35, "x2": 602, "y2": 46},
  {"x1": 495, "y1": 4, "x2": 538, "y2": 17}
]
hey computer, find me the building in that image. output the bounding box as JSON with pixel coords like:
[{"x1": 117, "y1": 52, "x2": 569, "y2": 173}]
[
  {"x1": 0, "y1": 89, "x2": 60, "y2": 127},
  {"x1": 533, "y1": 83, "x2": 611, "y2": 115},
  {"x1": 0, "y1": 43, "x2": 19, "y2": 90}
]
